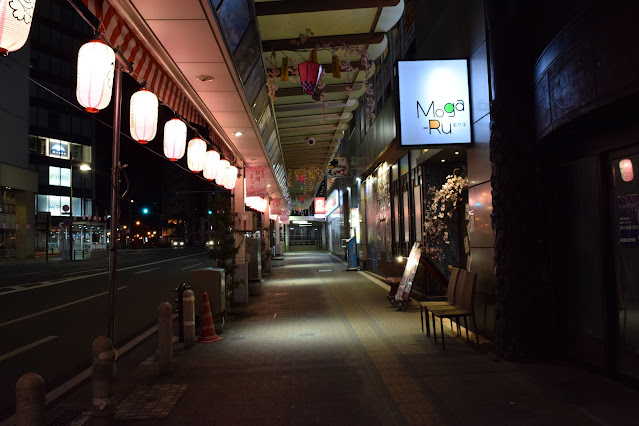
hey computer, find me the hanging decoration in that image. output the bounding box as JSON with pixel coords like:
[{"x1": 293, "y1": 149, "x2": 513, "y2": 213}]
[
  {"x1": 619, "y1": 158, "x2": 634, "y2": 182},
  {"x1": 203, "y1": 150, "x2": 221, "y2": 181},
  {"x1": 129, "y1": 88, "x2": 158, "y2": 144},
  {"x1": 331, "y1": 55, "x2": 341, "y2": 78},
  {"x1": 163, "y1": 118, "x2": 187, "y2": 161},
  {"x1": 224, "y1": 165, "x2": 238, "y2": 190},
  {"x1": 308, "y1": 48, "x2": 318, "y2": 64},
  {"x1": 298, "y1": 61, "x2": 323, "y2": 95},
  {"x1": 186, "y1": 138, "x2": 207, "y2": 173},
  {"x1": 76, "y1": 39, "x2": 115, "y2": 113},
  {"x1": 280, "y1": 57, "x2": 289, "y2": 81},
  {"x1": 0, "y1": 0, "x2": 36, "y2": 55},
  {"x1": 215, "y1": 159, "x2": 230, "y2": 186}
]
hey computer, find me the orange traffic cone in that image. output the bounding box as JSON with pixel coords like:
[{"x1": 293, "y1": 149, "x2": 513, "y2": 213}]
[{"x1": 197, "y1": 292, "x2": 224, "y2": 343}]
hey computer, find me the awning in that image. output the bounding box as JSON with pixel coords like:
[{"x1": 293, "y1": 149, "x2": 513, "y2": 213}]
[{"x1": 81, "y1": 0, "x2": 206, "y2": 128}]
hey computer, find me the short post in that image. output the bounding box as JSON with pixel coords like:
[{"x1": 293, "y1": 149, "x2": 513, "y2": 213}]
[
  {"x1": 16, "y1": 373, "x2": 45, "y2": 426},
  {"x1": 91, "y1": 336, "x2": 115, "y2": 425},
  {"x1": 183, "y1": 289, "x2": 195, "y2": 349},
  {"x1": 173, "y1": 283, "x2": 187, "y2": 343},
  {"x1": 158, "y1": 302, "x2": 173, "y2": 375}
]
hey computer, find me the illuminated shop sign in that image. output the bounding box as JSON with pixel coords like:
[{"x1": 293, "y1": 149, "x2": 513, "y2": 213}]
[
  {"x1": 47, "y1": 139, "x2": 70, "y2": 159},
  {"x1": 325, "y1": 190, "x2": 339, "y2": 215},
  {"x1": 314, "y1": 197, "x2": 326, "y2": 214},
  {"x1": 49, "y1": 167, "x2": 71, "y2": 187},
  {"x1": 398, "y1": 59, "x2": 470, "y2": 146}
]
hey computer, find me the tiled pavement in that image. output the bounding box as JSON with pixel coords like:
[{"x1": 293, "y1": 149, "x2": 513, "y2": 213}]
[{"x1": 45, "y1": 251, "x2": 639, "y2": 425}]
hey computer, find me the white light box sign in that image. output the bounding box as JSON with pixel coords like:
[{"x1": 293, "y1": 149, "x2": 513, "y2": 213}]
[{"x1": 398, "y1": 59, "x2": 471, "y2": 146}]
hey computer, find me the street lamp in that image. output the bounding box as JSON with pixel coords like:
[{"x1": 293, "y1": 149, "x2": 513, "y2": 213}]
[
  {"x1": 128, "y1": 199, "x2": 134, "y2": 248},
  {"x1": 69, "y1": 162, "x2": 91, "y2": 261}
]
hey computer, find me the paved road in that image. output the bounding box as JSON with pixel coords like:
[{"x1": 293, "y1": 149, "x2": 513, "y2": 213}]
[{"x1": 0, "y1": 248, "x2": 212, "y2": 420}]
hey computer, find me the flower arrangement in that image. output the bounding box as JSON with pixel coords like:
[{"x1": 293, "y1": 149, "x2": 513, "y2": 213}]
[{"x1": 423, "y1": 171, "x2": 468, "y2": 259}]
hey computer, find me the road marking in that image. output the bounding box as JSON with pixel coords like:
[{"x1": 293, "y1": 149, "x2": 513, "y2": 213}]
[
  {"x1": 0, "y1": 252, "x2": 204, "y2": 296},
  {"x1": 180, "y1": 263, "x2": 202, "y2": 270},
  {"x1": 63, "y1": 268, "x2": 107, "y2": 276},
  {"x1": 0, "y1": 287, "x2": 128, "y2": 328},
  {"x1": 273, "y1": 313, "x2": 277, "y2": 318},
  {"x1": 0, "y1": 336, "x2": 58, "y2": 362},
  {"x1": 0, "y1": 271, "x2": 40, "y2": 279},
  {"x1": 134, "y1": 267, "x2": 160, "y2": 275}
]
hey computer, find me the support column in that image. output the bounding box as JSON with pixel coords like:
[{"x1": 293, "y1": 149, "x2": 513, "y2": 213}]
[
  {"x1": 232, "y1": 166, "x2": 248, "y2": 306},
  {"x1": 485, "y1": 1, "x2": 549, "y2": 360}
]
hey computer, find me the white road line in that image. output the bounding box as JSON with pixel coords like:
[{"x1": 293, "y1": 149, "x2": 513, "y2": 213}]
[
  {"x1": 180, "y1": 263, "x2": 202, "y2": 270},
  {"x1": 134, "y1": 267, "x2": 160, "y2": 275},
  {"x1": 0, "y1": 271, "x2": 40, "y2": 279},
  {"x1": 0, "y1": 252, "x2": 204, "y2": 296},
  {"x1": 63, "y1": 268, "x2": 107, "y2": 276},
  {"x1": 0, "y1": 336, "x2": 58, "y2": 362},
  {"x1": 0, "y1": 286, "x2": 128, "y2": 328}
]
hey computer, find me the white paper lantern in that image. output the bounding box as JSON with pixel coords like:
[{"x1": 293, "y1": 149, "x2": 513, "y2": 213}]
[
  {"x1": 0, "y1": 0, "x2": 36, "y2": 55},
  {"x1": 187, "y1": 138, "x2": 207, "y2": 172},
  {"x1": 163, "y1": 118, "x2": 187, "y2": 161},
  {"x1": 130, "y1": 89, "x2": 158, "y2": 144},
  {"x1": 203, "y1": 150, "x2": 221, "y2": 181},
  {"x1": 76, "y1": 39, "x2": 115, "y2": 113},
  {"x1": 245, "y1": 196, "x2": 259, "y2": 208},
  {"x1": 215, "y1": 159, "x2": 230, "y2": 185},
  {"x1": 224, "y1": 165, "x2": 238, "y2": 190}
]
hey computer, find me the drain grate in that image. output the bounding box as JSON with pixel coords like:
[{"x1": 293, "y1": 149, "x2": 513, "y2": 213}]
[
  {"x1": 46, "y1": 409, "x2": 84, "y2": 426},
  {"x1": 116, "y1": 384, "x2": 187, "y2": 420}
]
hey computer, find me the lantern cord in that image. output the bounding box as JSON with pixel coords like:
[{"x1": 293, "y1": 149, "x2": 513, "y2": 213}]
[
  {"x1": 119, "y1": 165, "x2": 130, "y2": 199},
  {"x1": 65, "y1": 0, "x2": 99, "y2": 33}
]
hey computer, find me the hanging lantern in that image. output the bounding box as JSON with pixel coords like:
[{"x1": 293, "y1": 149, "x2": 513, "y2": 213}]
[
  {"x1": 224, "y1": 166, "x2": 238, "y2": 190},
  {"x1": 187, "y1": 138, "x2": 207, "y2": 172},
  {"x1": 163, "y1": 118, "x2": 187, "y2": 161},
  {"x1": 203, "y1": 150, "x2": 221, "y2": 181},
  {"x1": 298, "y1": 61, "x2": 323, "y2": 95},
  {"x1": 280, "y1": 56, "x2": 289, "y2": 81},
  {"x1": 215, "y1": 159, "x2": 230, "y2": 185},
  {"x1": 331, "y1": 55, "x2": 341, "y2": 78},
  {"x1": 619, "y1": 159, "x2": 634, "y2": 182},
  {"x1": 76, "y1": 39, "x2": 115, "y2": 113},
  {"x1": 0, "y1": 0, "x2": 36, "y2": 55},
  {"x1": 129, "y1": 89, "x2": 158, "y2": 144}
]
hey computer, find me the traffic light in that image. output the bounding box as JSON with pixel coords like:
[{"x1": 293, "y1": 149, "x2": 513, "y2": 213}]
[{"x1": 142, "y1": 207, "x2": 149, "y2": 215}]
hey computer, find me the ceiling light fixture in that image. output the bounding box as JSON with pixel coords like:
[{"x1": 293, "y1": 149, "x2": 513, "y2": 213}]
[
  {"x1": 233, "y1": 131, "x2": 243, "y2": 137},
  {"x1": 196, "y1": 75, "x2": 214, "y2": 82}
]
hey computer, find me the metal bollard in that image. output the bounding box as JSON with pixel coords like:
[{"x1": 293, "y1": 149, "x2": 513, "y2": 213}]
[
  {"x1": 16, "y1": 373, "x2": 45, "y2": 426},
  {"x1": 158, "y1": 302, "x2": 173, "y2": 375},
  {"x1": 91, "y1": 336, "x2": 115, "y2": 425},
  {"x1": 183, "y1": 289, "x2": 196, "y2": 349}
]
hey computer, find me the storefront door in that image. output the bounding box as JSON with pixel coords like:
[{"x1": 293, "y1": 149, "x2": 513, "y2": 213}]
[{"x1": 609, "y1": 149, "x2": 639, "y2": 381}]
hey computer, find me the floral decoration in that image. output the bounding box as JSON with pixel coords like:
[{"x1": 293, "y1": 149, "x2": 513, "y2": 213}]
[{"x1": 423, "y1": 171, "x2": 468, "y2": 259}]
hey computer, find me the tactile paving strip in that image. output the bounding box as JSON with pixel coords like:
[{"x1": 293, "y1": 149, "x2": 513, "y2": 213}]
[{"x1": 116, "y1": 384, "x2": 187, "y2": 419}]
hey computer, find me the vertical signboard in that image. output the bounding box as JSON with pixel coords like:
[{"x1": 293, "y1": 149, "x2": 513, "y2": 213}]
[
  {"x1": 618, "y1": 194, "x2": 639, "y2": 246},
  {"x1": 245, "y1": 167, "x2": 269, "y2": 197},
  {"x1": 395, "y1": 243, "x2": 422, "y2": 305},
  {"x1": 398, "y1": 59, "x2": 470, "y2": 146}
]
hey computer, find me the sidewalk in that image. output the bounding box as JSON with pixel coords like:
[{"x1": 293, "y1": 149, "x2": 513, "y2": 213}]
[{"x1": 39, "y1": 251, "x2": 638, "y2": 425}]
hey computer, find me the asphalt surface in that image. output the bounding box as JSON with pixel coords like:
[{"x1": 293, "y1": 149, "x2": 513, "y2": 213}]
[{"x1": 0, "y1": 248, "x2": 212, "y2": 420}]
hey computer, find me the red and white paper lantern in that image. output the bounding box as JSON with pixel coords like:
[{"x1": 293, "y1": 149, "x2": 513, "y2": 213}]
[
  {"x1": 163, "y1": 118, "x2": 187, "y2": 161},
  {"x1": 215, "y1": 159, "x2": 230, "y2": 186},
  {"x1": 187, "y1": 138, "x2": 207, "y2": 172},
  {"x1": 223, "y1": 165, "x2": 238, "y2": 190},
  {"x1": 129, "y1": 89, "x2": 158, "y2": 144},
  {"x1": 76, "y1": 40, "x2": 115, "y2": 113},
  {"x1": 203, "y1": 150, "x2": 221, "y2": 181},
  {"x1": 0, "y1": 0, "x2": 37, "y2": 55}
]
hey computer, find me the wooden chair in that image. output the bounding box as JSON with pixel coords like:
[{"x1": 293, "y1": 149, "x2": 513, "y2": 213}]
[
  {"x1": 430, "y1": 269, "x2": 479, "y2": 350},
  {"x1": 419, "y1": 267, "x2": 460, "y2": 335}
]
